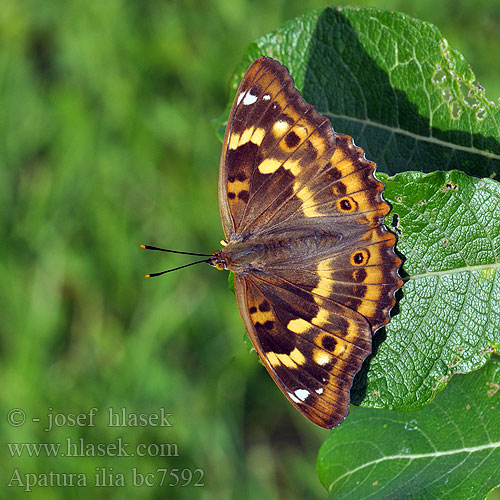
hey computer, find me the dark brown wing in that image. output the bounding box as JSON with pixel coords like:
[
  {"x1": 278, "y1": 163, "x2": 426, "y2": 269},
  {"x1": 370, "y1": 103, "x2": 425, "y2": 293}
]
[
  {"x1": 234, "y1": 272, "x2": 371, "y2": 429},
  {"x1": 244, "y1": 133, "x2": 392, "y2": 237},
  {"x1": 219, "y1": 57, "x2": 402, "y2": 428},
  {"x1": 270, "y1": 226, "x2": 401, "y2": 332},
  {"x1": 218, "y1": 57, "x2": 337, "y2": 239}
]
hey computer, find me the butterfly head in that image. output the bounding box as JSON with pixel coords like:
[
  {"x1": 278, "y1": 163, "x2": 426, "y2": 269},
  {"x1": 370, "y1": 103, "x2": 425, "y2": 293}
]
[{"x1": 209, "y1": 249, "x2": 229, "y2": 271}]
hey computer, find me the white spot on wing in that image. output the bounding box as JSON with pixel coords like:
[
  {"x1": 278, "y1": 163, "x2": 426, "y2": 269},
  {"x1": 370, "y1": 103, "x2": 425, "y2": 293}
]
[
  {"x1": 294, "y1": 389, "x2": 310, "y2": 402},
  {"x1": 236, "y1": 92, "x2": 244, "y2": 105},
  {"x1": 243, "y1": 91, "x2": 258, "y2": 105},
  {"x1": 316, "y1": 388, "x2": 324, "y2": 394},
  {"x1": 288, "y1": 392, "x2": 300, "y2": 404},
  {"x1": 263, "y1": 94, "x2": 271, "y2": 100},
  {"x1": 314, "y1": 351, "x2": 332, "y2": 366}
]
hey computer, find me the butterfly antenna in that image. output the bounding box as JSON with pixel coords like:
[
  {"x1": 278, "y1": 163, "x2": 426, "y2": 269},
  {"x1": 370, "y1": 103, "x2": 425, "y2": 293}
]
[
  {"x1": 140, "y1": 244, "x2": 212, "y2": 257},
  {"x1": 140, "y1": 244, "x2": 212, "y2": 278},
  {"x1": 144, "y1": 258, "x2": 210, "y2": 278}
]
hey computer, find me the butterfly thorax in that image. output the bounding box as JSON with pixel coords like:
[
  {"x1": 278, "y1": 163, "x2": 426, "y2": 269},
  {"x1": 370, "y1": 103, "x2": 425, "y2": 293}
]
[{"x1": 211, "y1": 227, "x2": 344, "y2": 274}]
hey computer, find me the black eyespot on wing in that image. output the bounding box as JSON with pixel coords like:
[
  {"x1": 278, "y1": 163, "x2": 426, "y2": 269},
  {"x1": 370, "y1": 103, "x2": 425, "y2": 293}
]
[
  {"x1": 238, "y1": 190, "x2": 250, "y2": 202},
  {"x1": 321, "y1": 336, "x2": 337, "y2": 351},
  {"x1": 340, "y1": 199, "x2": 352, "y2": 211},
  {"x1": 353, "y1": 252, "x2": 364, "y2": 264},
  {"x1": 285, "y1": 131, "x2": 301, "y2": 148}
]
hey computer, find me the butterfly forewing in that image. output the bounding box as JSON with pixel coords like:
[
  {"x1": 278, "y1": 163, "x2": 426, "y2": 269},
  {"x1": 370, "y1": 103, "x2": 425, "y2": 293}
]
[
  {"x1": 219, "y1": 57, "x2": 336, "y2": 239},
  {"x1": 218, "y1": 57, "x2": 402, "y2": 428}
]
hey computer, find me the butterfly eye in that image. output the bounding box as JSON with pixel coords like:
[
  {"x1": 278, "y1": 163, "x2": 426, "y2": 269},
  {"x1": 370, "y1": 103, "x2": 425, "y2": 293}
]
[{"x1": 215, "y1": 263, "x2": 225, "y2": 271}]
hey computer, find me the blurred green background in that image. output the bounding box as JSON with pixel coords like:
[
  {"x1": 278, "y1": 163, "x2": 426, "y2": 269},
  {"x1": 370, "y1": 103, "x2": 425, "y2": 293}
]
[{"x1": 1, "y1": 1, "x2": 499, "y2": 499}]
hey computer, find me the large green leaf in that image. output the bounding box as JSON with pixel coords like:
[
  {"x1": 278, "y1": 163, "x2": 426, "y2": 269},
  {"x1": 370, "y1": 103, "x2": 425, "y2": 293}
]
[
  {"x1": 352, "y1": 170, "x2": 500, "y2": 410},
  {"x1": 317, "y1": 356, "x2": 500, "y2": 500},
  {"x1": 217, "y1": 7, "x2": 500, "y2": 411},
  {"x1": 215, "y1": 7, "x2": 500, "y2": 177}
]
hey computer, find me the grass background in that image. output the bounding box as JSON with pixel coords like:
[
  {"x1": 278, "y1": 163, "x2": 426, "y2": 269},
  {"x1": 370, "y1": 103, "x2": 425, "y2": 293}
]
[{"x1": 1, "y1": 1, "x2": 499, "y2": 499}]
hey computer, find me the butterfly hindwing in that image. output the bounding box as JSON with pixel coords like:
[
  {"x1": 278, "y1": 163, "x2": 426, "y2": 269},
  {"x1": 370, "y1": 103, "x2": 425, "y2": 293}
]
[
  {"x1": 270, "y1": 226, "x2": 400, "y2": 332},
  {"x1": 234, "y1": 273, "x2": 371, "y2": 429}
]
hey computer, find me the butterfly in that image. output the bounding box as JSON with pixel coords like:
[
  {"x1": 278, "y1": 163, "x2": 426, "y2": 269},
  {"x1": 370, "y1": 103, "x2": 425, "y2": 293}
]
[
  {"x1": 144, "y1": 57, "x2": 402, "y2": 429},
  {"x1": 209, "y1": 57, "x2": 402, "y2": 429}
]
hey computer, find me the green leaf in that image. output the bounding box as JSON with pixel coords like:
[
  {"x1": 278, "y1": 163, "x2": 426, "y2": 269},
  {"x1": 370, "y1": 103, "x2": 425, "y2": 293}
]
[
  {"x1": 215, "y1": 7, "x2": 500, "y2": 177},
  {"x1": 216, "y1": 7, "x2": 500, "y2": 411},
  {"x1": 317, "y1": 357, "x2": 500, "y2": 500},
  {"x1": 351, "y1": 170, "x2": 500, "y2": 410}
]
